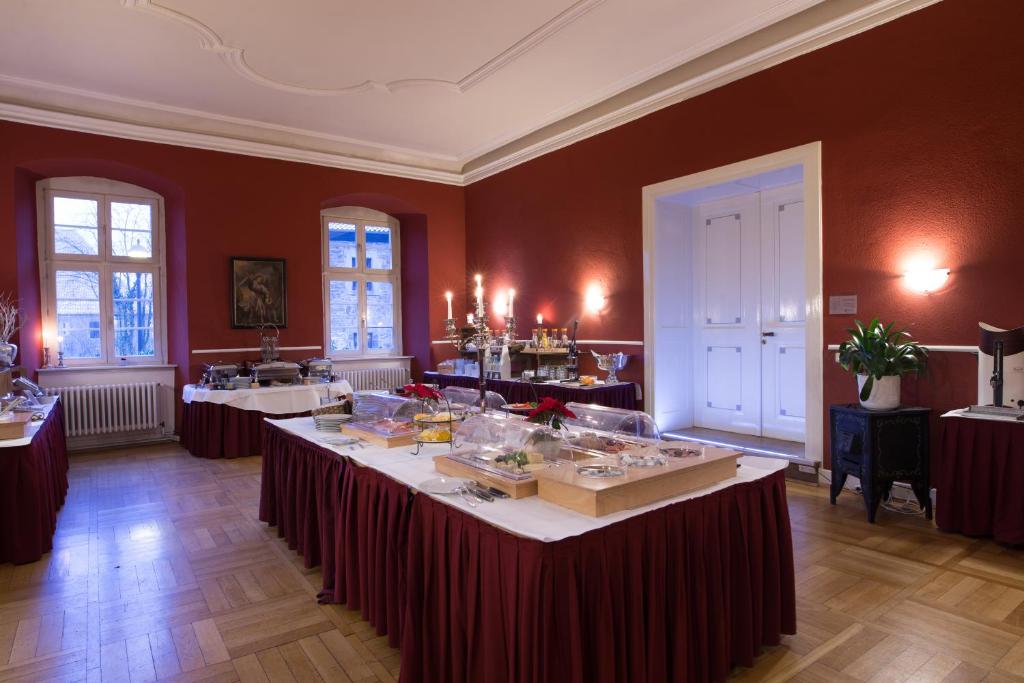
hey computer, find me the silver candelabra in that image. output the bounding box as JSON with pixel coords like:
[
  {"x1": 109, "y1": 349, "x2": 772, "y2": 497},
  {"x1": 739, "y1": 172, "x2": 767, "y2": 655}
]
[{"x1": 443, "y1": 302, "x2": 517, "y2": 414}]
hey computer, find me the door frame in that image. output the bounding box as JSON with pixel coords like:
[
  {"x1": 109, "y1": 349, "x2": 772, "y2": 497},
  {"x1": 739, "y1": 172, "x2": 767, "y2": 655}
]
[{"x1": 642, "y1": 142, "x2": 823, "y2": 462}]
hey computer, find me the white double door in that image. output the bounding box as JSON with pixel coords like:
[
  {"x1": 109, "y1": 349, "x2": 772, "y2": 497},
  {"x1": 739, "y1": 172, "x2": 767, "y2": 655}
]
[{"x1": 693, "y1": 185, "x2": 806, "y2": 442}]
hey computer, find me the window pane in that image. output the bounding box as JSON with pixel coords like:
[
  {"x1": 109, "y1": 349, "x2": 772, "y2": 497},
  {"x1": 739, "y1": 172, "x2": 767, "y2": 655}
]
[
  {"x1": 53, "y1": 196, "x2": 99, "y2": 255},
  {"x1": 111, "y1": 202, "x2": 153, "y2": 258},
  {"x1": 113, "y1": 271, "x2": 155, "y2": 357},
  {"x1": 365, "y1": 224, "x2": 393, "y2": 271},
  {"x1": 366, "y1": 280, "x2": 395, "y2": 351},
  {"x1": 328, "y1": 279, "x2": 360, "y2": 352},
  {"x1": 327, "y1": 222, "x2": 358, "y2": 269},
  {"x1": 55, "y1": 270, "x2": 101, "y2": 359}
]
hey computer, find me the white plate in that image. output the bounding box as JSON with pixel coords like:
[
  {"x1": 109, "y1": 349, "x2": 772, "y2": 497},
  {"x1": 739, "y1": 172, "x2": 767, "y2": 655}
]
[{"x1": 419, "y1": 476, "x2": 471, "y2": 494}]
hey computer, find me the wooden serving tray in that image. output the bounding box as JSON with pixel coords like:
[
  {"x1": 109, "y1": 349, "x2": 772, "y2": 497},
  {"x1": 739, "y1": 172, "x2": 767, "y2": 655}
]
[
  {"x1": 0, "y1": 412, "x2": 33, "y2": 441},
  {"x1": 433, "y1": 454, "x2": 538, "y2": 498},
  {"x1": 532, "y1": 446, "x2": 740, "y2": 516},
  {"x1": 341, "y1": 424, "x2": 417, "y2": 448}
]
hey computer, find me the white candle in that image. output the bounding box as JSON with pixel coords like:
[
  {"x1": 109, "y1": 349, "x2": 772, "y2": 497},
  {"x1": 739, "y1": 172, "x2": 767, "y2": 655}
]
[
  {"x1": 467, "y1": 313, "x2": 475, "y2": 325},
  {"x1": 57, "y1": 335, "x2": 64, "y2": 353},
  {"x1": 475, "y1": 285, "x2": 483, "y2": 310},
  {"x1": 508, "y1": 289, "x2": 515, "y2": 317},
  {"x1": 536, "y1": 314, "x2": 543, "y2": 326},
  {"x1": 445, "y1": 291, "x2": 453, "y2": 320}
]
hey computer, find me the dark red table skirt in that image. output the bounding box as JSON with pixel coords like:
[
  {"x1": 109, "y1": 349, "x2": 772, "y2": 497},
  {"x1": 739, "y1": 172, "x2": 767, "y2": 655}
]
[
  {"x1": 0, "y1": 401, "x2": 69, "y2": 564},
  {"x1": 259, "y1": 422, "x2": 795, "y2": 682},
  {"x1": 259, "y1": 424, "x2": 345, "y2": 569},
  {"x1": 937, "y1": 416, "x2": 1024, "y2": 544},
  {"x1": 423, "y1": 372, "x2": 639, "y2": 410},
  {"x1": 181, "y1": 401, "x2": 307, "y2": 459}
]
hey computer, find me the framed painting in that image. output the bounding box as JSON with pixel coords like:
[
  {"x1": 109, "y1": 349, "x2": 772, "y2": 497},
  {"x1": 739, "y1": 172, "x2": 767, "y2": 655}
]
[{"x1": 230, "y1": 257, "x2": 287, "y2": 328}]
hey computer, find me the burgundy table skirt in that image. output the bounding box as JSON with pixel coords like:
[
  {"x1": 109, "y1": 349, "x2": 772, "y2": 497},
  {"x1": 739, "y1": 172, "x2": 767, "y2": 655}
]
[
  {"x1": 259, "y1": 424, "x2": 346, "y2": 569},
  {"x1": 260, "y1": 421, "x2": 796, "y2": 682},
  {"x1": 181, "y1": 401, "x2": 307, "y2": 459},
  {"x1": 0, "y1": 401, "x2": 69, "y2": 565},
  {"x1": 937, "y1": 415, "x2": 1024, "y2": 544},
  {"x1": 423, "y1": 372, "x2": 639, "y2": 410}
]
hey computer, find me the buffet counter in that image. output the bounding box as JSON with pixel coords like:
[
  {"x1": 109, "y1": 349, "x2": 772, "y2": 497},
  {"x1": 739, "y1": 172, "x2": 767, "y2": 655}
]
[
  {"x1": 423, "y1": 371, "x2": 640, "y2": 410},
  {"x1": 0, "y1": 399, "x2": 69, "y2": 564},
  {"x1": 937, "y1": 409, "x2": 1024, "y2": 543},
  {"x1": 180, "y1": 381, "x2": 352, "y2": 459},
  {"x1": 259, "y1": 415, "x2": 795, "y2": 682}
]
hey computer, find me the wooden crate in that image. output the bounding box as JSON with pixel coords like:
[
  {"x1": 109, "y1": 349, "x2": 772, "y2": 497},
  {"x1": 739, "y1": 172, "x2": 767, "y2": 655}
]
[
  {"x1": 0, "y1": 412, "x2": 32, "y2": 441},
  {"x1": 341, "y1": 424, "x2": 417, "y2": 448},
  {"x1": 432, "y1": 454, "x2": 538, "y2": 499},
  {"x1": 532, "y1": 447, "x2": 740, "y2": 516}
]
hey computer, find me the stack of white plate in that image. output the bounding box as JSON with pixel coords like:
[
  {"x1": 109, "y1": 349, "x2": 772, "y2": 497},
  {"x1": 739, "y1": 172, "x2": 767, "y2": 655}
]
[{"x1": 313, "y1": 413, "x2": 352, "y2": 432}]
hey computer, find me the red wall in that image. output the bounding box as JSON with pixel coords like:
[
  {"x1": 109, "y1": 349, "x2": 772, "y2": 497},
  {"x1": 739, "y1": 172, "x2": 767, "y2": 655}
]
[
  {"x1": 465, "y1": 0, "x2": 1024, "y2": 465},
  {"x1": 0, "y1": 122, "x2": 466, "y2": 418}
]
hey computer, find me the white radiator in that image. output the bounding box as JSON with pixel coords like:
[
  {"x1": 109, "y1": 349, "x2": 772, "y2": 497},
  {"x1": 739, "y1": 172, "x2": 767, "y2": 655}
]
[
  {"x1": 45, "y1": 382, "x2": 161, "y2": 438},
  {"x1": 334, "y1": 367, "x2": 410, "y2": 392}
]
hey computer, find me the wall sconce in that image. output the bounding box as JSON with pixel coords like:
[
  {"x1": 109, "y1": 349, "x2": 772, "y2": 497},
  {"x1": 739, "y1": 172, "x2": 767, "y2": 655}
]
[
  {"x1": 584, "y1": 283, "x2": 606, "y2": 314},
  {"x1": 904, "y1": 267, "x2": 949, "y2": 294}
]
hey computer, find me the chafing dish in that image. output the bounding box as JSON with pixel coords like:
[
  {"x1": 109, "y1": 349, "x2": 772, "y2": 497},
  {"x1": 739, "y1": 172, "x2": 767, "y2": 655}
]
[
  {"x1": 252, "y1": 361, "x2": 301, "y2": 386},
  {"x1": 202, "y1": 362, "x2": 239, "y2": 387},
  {"x1": 301, "y1": 357, "x2": 333, "y2": 382}
]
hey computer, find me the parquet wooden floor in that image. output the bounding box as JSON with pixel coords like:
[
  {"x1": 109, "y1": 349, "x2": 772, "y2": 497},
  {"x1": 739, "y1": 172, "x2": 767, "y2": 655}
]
[{"x1": 1, "y1": 444, "x2": 1023, "y2": 682}]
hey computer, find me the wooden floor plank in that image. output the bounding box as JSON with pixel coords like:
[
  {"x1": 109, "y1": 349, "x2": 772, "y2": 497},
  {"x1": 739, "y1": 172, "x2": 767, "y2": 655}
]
[{"x1": 5, "y1": 443, "x2": 1024, "y2": 682}]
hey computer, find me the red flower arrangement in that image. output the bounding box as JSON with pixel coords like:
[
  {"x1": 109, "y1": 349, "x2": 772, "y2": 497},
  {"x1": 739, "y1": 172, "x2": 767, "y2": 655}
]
[
  {"x1": 401, "y1": 383, "x2": 444, "y2": 403},
  {"x1": 526, "y1": 397, "x2": 577, "y2": 430}
]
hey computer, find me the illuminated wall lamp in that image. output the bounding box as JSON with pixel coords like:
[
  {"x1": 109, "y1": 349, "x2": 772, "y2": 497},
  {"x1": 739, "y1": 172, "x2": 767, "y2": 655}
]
[
  {"x1": 584, "y1": 284, "x2": 606, "y2": 314},
  {"x1": 904, "y1": 267, "x2": 950, "y2": 294}
]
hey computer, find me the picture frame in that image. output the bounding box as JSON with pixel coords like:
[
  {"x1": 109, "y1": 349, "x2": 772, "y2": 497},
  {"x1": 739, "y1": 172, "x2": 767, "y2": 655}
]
[{"x1": 230, "y1": 257, "x2": 287, "y2": 328}]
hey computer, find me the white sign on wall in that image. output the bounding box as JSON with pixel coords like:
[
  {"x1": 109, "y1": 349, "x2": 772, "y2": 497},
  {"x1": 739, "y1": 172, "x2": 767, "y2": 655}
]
[{"x1": 828, "y1": 295, "x2": 857, "y2": 315}]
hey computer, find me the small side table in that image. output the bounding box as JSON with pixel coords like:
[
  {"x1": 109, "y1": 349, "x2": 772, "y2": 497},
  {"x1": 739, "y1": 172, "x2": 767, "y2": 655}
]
[{"x1": 829, "y1": 404, "x2": 932, "y2": 523}]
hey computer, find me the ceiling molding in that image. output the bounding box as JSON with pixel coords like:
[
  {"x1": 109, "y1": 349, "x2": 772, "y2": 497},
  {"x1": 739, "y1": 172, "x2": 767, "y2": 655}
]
[
  {"x1": 122, "y1": 0, "x2": 605, "y2": 95},
  {"x1": 461, "y1": 0, "x2": 941, "y2": 184},
  {"x1": 0, "y1": 0, "x2": 939, "y2": 187},
  {"x1": 0, "y1": 101, "x2": 464, "y2": 185}
]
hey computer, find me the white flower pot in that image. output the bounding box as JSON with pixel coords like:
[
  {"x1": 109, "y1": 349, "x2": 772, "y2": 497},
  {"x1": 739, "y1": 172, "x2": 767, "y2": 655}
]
[{"x1": 857, "y1": 374, "x2": 900, "y2": 411}]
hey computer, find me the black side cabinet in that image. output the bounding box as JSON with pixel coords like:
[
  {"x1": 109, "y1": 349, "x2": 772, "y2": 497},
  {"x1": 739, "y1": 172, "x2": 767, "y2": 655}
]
[{"x1": 829, "y1": 404, "x2": 932, "y2": 523}]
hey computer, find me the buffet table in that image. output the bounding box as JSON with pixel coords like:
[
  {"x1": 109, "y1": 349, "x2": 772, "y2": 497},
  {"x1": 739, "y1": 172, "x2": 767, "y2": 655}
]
[
  {"x1": 937, "y1": 410, "x2": 1024, "y2": 544},
  {"x1": 180, "y1": 381, "x2": 352, "y2": 459},
  {"x1": 260, "y1": 416, "x2": 795, "y2": 682},
  {"x1": 423, "y1": 372, "x2": 640, "y2": 410},
  {"x1": 0, "y1": 399, "x2": 69, "y2": 564}
]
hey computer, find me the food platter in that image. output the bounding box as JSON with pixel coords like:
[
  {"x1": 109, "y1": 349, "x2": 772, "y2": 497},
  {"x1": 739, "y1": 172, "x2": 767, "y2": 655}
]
[{"x1": 533, "y1": 444, "x2": 740, "y2": 516}]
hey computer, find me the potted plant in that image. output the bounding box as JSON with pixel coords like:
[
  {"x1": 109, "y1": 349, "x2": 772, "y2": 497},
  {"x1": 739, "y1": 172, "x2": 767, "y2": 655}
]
[
  {"x1": 524, "y1": 397, "x2": 577, "y2": 458},
  {"x1": 837, "y1": 318, "x2": 927, "y2": 410},
  {"x1": 0, "y1": 293, "x2": 20, "y2": 368}
]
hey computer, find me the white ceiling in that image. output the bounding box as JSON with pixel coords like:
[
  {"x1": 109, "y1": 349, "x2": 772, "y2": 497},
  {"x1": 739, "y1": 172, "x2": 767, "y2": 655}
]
[{"x1": 0, "y1": 0, "x2": 935, "y2": 184}]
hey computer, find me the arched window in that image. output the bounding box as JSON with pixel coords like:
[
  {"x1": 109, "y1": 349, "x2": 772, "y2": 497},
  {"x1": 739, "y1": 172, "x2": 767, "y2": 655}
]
[
  {"x1": 321, "y1": 206, "x2": 402, "y2": 357},
  {"x1": 37, "y1": 177, "x2": 167, "y2": 365}
]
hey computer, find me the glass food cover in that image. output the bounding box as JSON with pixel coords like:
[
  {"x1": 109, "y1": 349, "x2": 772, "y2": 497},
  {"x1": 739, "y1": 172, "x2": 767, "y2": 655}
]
[
  {"x1": 560, "y1": 403, "x2": 661, "y2": 458},
  {"x1": 440, "y1": 386, "x2": 505, "y2": 413},
  {"x1": 350, "y1": 392, "x2": 431, "y2": 436},
  {"x1": 445, "y1": 413, "x2": 555, "y2": 481}
]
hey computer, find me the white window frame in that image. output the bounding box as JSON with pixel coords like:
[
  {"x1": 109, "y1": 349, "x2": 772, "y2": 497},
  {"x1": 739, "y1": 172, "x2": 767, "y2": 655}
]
[
  {"x1": 37, "y1": 177, "x2": 168, "y2": 367},
  {"x1": 321, "y1": 206, "x2": 402, "y2": 359}
]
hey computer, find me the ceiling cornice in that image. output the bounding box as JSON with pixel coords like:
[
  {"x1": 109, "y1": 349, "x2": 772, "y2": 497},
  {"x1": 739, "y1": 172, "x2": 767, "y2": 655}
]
[
  {"x1": 0, "y1": 0, "x2": 939, "y2": 188},
  {"x1": 462, "y1": 0, "x2": 942, "y2": 184},
  {"x1": 0, "y1": 100, "x2": 465, "y2": 185}
]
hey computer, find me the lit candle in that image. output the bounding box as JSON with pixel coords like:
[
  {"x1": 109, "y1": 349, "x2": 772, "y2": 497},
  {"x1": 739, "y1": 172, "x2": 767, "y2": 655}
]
[
  {"x1": 445, "y1": 291, "x2": 453, "y2": 320},
  {"x1": 508, "y1": 289, "x2": 515, "y2": 317},
  {"x1": 536, "y1": 313, "x2": 543, "y2": 326},
  {"x1": 467, "y1": 313, "x2": 475, "y2": 325},
  {"x1": 57, "y1": 335, "x2": 64, "y2": 353},
  {"x1": 475, "y1": 285, "x2": 483, "y2": 310}
]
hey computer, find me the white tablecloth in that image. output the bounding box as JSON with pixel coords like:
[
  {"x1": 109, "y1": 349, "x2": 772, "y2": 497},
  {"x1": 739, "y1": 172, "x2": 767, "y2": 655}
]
[
  {"x1": 182, "y1": 381, "x2": 353, "y2": 414},
  {"x1": 0, "y1": 401, "x2": 58, "y2": 449},
  {"x1": 942, "y1": 407, "x2": 1024, "y2": 423},
  {"x1": 266, "y1": 415, "x2": 787, "y2": 543}
]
